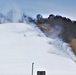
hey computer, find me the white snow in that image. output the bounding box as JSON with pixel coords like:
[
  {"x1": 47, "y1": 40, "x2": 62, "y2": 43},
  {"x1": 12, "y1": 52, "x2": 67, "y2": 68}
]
[{"x1": 0, "y1": 23, "x2": 76, "y2": 75}]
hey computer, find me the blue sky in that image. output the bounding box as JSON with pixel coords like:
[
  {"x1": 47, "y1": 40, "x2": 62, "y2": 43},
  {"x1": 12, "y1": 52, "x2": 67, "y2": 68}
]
[{"x1": 0, "y1": 0, "x2": 76, "y2": 20}]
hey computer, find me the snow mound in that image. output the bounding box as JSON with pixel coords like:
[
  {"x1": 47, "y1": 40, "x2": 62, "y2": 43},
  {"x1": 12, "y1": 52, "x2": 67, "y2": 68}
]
[{"x1": 0, "y1": 23, "x2": 76, "y2": 75}]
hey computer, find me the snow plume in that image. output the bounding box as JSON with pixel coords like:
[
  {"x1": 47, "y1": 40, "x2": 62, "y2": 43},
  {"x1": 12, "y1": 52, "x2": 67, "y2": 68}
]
[
  {"x1": 48, "y1": 37, "x2": 76, "y2": 62},
  {"x1": 2, "y1": 2, "x2": 22, "y2": 22},
  {"x1": 44, "y1": 24, "x2": 62, "y2": 39}
]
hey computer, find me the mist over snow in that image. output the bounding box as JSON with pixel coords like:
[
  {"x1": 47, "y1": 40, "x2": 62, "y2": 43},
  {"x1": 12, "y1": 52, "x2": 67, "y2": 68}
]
[
  {"x1": 0, "y1": 0, "x2": 76, "y2": 74},
  {"x1": 0, "y1": 2, "x2": 22, "y2": 22}
]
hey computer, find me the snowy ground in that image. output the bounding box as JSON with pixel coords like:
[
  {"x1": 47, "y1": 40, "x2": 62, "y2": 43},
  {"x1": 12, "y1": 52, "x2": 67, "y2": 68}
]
[{"x1": 0, "y1": 23, "x2": 76, "y2": 75}]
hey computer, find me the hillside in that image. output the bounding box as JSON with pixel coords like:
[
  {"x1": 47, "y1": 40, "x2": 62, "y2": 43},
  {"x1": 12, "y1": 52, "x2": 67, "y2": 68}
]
[{"x1": 0, "y1": 23, "x2": 76, "y2": 74}]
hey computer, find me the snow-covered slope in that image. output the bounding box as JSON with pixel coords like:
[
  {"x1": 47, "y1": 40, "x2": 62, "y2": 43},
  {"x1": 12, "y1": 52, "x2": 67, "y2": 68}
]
[{"x1": 0, "y1": 23, "x2": 76, "y2": 75}]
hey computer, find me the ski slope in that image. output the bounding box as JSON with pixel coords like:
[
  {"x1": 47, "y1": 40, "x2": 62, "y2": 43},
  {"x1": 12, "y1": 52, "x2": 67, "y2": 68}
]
[{"x1": 0, "y1": 23, "x2": 76, "y2": 75}]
